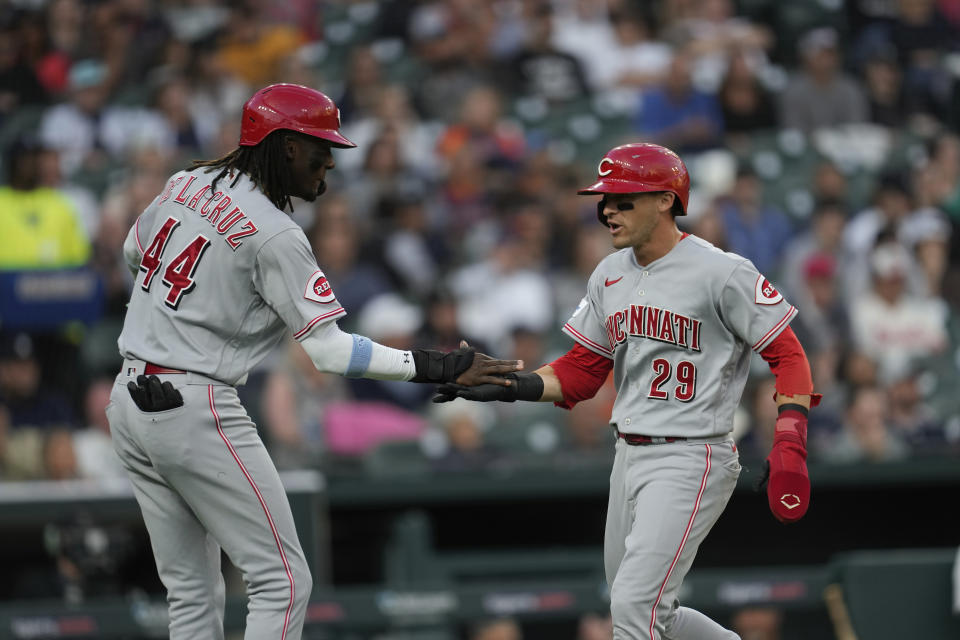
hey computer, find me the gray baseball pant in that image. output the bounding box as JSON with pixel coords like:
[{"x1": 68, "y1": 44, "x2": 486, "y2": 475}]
[
  {"x1": 107, "y1": 361, "x2": 312, "y2": 639},
  {"x1": 605, "y1": 436, "x2": 742, "y2": 640}
]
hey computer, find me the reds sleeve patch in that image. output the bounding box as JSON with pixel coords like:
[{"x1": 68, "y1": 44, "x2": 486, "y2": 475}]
[
  {"x1": 304, "y1": 270, "x2": 337, "y2": 304},
  {"x1": 755, "y1": 276, "x2": 783, "y2": 305}
]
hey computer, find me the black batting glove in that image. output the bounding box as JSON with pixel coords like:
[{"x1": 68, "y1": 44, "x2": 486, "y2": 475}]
[
  {"x1": 127, "y1": 374, "x2": 184, "y2": 412},
  {"x1": 433, "y1": 373, "x2": 544, "y2": 403},
  {"x1": 410, "y1": 346, "x2": 476, "y2": 383}
]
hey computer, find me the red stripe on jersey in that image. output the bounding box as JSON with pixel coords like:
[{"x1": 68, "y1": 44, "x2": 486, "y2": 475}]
[
  {"x1": 135, "y1": 216, "x2": 144, "y2": 254},
  {"x1": 293, "y1": 307, "x2": 347, "y2": 340},
  {"x1": 562, "y1": 323, "x2": 614, "y2": 358},
  {"x1": 751, "y1": 305, "x2": 797, "y2": 351},
  {"x1": 209, "y1": 386, "x2": 295, "y2": 640},
  {"x1": 549, "y1": 343, "x2": 614, "y2": 409}
]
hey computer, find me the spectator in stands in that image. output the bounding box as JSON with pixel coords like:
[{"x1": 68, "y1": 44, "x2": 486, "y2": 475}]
[
  {"x1": 468, "y1": 616, "x2": 522, "y2": 640},
  {"x1": 150, "y1": 74, "x2": 205, "y2": 153},
  {"x1": 559, "y1": 374, "x2": 616, "y2": 464},
  {"x1": 548, "y1": 0, "x2": 616, "y2": 93},
  {"x1": 38, "y1": 58, "x2": 112, "y2": 176},
  {"x1": 849, "y1": 243, "x2": 948, "y2": 382},
  {"x1": 779, "y1": 27, "x2": 869, "y2": 133},
  {"x1": 260, "y1": 339, "x2": 351, "y2": 469},
  {"x1": 39, "y1": 58, "x2": 176, "y2": 176},
  {"x1": 552, "y1": 223, "x2": 614, "y2": 329},
  {"x1": 716, "y1": 167, "x2": 794, "y2": 275},
  {"x1": 427, "y1": 397, "x2": 500, "y2": 473},
  {"x1": 346, "y1": 293, "x2": 433, "y2": 412},
  {"x1": 448, "y1": 236, "x2": 554, "y2": 355},
  {"x1": 435, "y1": 84, "x2": 526, "y2": 169},
  {"x1": 577, "y1": 612, "x2": 614, "y2": 640},
  {"x1": 408, "y1": 1, "x2": 499, "y2": 122},
  {"x1": 718, "y1": 49, "x2": 778, "y2": 149},
  {"x1": 730, "y1": 606, "x2": 782, "y2": 640},
  {"x1": 633, "y1": 48, "x2": 724, "y2": 154},
  {"x1": 885, "y1": 361, "x2": 947, "y2": 454},
  {"x1": 821, "y1": 384, "x2": 909, "y2": 463},
  {"x1": 214, "y1": 3, "x2": 305, "y2": 88},
  {"x1": 0, "y1": 17, "x2": 48, "y2": 124},
  {"x1": 781, "y1": 198, "x2": 849, "y2": 300},
  {"x1": 503, "y1": 1, "x2": 590, "y2": 105},
  {"x1": 414, "y1": 286, "x2": 489, "y2": 355},
  {"x1": 374, "y1": 185, "x2": 449, "y2": 301},
  {"x1": 789, "y1": 254, "x2": 850, "y2": 357},
  {"x1": 842, "y1": 173, "x2": 922, "y2": 297},
  {"x1": 0, "y1": 332, "x2": 77, "y2": 480},
  {"x1": 900, "y1": 206, "x2": 951, "y2": 297},
  {"x1": 886, "y1": 0, "x2": 957, "y2": 123},
  {"x1": 861, "y1": 43, "x2": 909, "y2": 128},
  {"x1": 71, "y1": 377, "x2": 124, "y2": 479},
  {"x1": 336, "y1": 45, "x2": 385, "y2": 125},
  {"x1": 595, "y1": 7, "x2": 671, "y2": 95},
  {"x1": 307, "y1": 196, "x2": 394, "y2": 322},
  {"x1": 338, "y1": 84, "x2": 442, "y2": 175},
  {"x1": 812, "y1": 160, "x2": 850, "y2": 205},
  {"x1": 0, "y1": 135, "x2": 90, "y2": 270},
  {"x1": 661, "y1": 0, "x2": 774, "y2": 94}
]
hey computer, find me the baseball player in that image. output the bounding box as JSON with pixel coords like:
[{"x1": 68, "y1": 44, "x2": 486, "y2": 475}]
[
  {"x1": 106, "y1": 83, "x2": 520, "y2": 640},
  {"x1": 436, "y1": 143, "x2": 819, "y2": 639}
]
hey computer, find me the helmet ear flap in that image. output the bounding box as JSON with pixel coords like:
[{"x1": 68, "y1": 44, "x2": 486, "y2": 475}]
[{"x1": 597, "y1": 196, "x2": 609, "y2": 227}]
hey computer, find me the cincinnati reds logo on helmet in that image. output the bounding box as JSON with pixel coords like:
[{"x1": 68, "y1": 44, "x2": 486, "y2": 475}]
[{"x1": 598, "y1": 158, "x2": 614, "y2": 177}]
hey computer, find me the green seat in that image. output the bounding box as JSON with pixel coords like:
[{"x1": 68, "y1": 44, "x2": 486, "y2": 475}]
[{"x1": 829, "y1": 548, "x2": 960, "y2": 640}]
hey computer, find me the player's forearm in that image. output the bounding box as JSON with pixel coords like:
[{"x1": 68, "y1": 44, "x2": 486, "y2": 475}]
[
  {"x1": 775, "y1": 393, "x2": 811, "y2": 410},
  {"x1": 299, "y1": 323, "x2": 415, "y2": 381},
  {"x1": 533, "y1": 365, "x2": 565, "y2": 402}
]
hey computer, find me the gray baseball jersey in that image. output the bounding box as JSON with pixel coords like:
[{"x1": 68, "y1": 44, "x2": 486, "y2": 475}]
[
  {"x1": 118, "y1": 168, "x2": 345, "y2": 383},
  {"x1": 563, "y1": 234, "x2": 796, "y2": 438}
]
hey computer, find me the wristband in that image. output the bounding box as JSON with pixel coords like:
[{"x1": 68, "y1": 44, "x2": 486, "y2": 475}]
[
  {"x1": 778, "y1": 402, "x2": 809, "y2": 417},
  {"x1": 507, "y1": 372, "x2": 545, "y2": 402}
]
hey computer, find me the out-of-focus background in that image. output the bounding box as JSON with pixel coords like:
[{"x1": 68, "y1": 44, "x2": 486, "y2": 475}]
[{"x1": 0, "y1": 0, "x2": 959, "y2": 638}]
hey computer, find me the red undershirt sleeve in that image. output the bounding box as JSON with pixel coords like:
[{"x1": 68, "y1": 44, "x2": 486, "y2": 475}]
[
  {"x1": 548, "y1": 343, "x2": 614, "y2": 409},
  {"x1": 759, "y1": 326, "x2": 821, "y2": 406}
]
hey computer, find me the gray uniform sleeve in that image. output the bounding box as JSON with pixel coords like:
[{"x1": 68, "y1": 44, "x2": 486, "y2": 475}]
[
  {"x1": 253, "y1": 228, "x2": 346, "y2": 340},
  {"x1": 562, "y1": 272, "x2": 614, "y2": 359},
  {"x1": 719, "y1": 261, "x2": 798, "y2": 352}
]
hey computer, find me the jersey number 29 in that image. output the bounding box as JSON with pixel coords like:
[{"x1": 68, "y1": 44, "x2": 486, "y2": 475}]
[
  {"x1": 139, "y1": 216, "x2": 212, "y2": 310},
  {"x1": 649, "y1": 358, "x2": 697, "y2": 402}
]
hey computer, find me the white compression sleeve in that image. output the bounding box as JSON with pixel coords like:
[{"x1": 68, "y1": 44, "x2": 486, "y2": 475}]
[{"x1": 299, "y1": 321, "x2": 416, "y2": 381}]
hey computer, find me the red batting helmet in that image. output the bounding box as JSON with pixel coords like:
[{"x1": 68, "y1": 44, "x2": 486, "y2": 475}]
[
  {"x1": 239, "y1": 83, "x2": 356, "y2": 148},
  {"x1": 579, "y1": 143, "x2": 690, "y2": 217}
]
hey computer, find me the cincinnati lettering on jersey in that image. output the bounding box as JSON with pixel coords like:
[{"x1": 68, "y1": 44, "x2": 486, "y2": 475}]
[
  {"x1": 604, "y1": 304, "x2": 702, "y2": 352},
  {"x1": 158, "y1": 175, "x2": 259, "y2": 250}
]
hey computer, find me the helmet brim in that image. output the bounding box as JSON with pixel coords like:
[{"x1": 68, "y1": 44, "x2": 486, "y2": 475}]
[
  {"x1": 577, "y1": 178, "x2": 659, "y2": 195},
  {"x1": 301, "y1": 127, "x2": 357, "y2": 149},
  {"x1": 239, "y1": 127, "x2": 357, "y2": 148}
]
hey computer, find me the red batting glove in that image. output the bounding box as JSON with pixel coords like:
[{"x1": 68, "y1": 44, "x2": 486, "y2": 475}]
[{"x1": 764, "y1": 408, "x2": 810, "y2": 523}]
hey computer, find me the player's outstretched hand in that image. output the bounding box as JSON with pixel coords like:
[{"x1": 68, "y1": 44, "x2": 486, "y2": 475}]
[
  {"x1": 127, "y1": 374, "x2": 184, "y2": 412},
  {"x1": 410, "y1": 340, "x2": 522, "y2": 387},
  {"x1": 455, "y1": 341, "x2": 524, "y2": 387}
]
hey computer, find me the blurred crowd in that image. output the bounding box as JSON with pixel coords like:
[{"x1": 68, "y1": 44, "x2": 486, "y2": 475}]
[{"x1": 1, "y1": 0, "x2": 960, "y2": 484}]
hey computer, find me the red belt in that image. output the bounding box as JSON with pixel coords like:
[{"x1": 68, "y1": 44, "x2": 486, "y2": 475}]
[
  {"x1": 615, "y1": 430, "x2": 686, "y2": 446},
  {"x1": 144, "y1": 363, "x2": 186, "y2": 375}
]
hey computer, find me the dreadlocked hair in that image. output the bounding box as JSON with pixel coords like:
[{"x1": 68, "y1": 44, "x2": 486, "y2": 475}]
[{"x1": 188, "y1": 130, "x2": 296, "y2": 211}]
